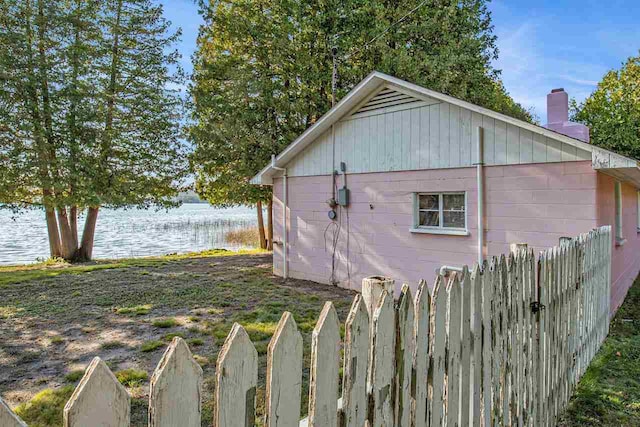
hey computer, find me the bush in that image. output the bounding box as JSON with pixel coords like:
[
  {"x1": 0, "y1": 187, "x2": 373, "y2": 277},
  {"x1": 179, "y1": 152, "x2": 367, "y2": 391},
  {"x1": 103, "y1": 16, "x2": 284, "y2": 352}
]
[{"x1": 225, "y1": 227, "x2": 260, "y2": 247}]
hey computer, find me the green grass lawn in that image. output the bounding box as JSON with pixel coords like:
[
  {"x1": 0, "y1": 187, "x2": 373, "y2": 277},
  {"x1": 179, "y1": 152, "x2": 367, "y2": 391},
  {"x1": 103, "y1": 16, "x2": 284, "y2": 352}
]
[
  {"x1": 6, "y1": 250, "x2": 637, "y2": 426},
  {"x1": 0, "y1": 248, "x2": 267, "y2": 287},
  {"x1": 560, "y1": 275, "x2": 640, "y2": 426},
  {"x1": 0, "y1": 251, "x2": 355, "y2": 427}
]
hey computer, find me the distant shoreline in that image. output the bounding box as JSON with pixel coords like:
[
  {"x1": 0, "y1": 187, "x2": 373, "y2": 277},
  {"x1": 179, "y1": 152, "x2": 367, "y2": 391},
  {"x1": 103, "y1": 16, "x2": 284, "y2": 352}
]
[{"x1": 0, "y1": 205, "x2": 258, "y2": 265}]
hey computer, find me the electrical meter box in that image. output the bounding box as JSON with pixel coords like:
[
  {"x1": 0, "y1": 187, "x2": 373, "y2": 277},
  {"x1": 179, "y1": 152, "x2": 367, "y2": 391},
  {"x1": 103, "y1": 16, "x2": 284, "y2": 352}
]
[{"x1": 338, "y1": 187, "x2": 350, "y2": 206}]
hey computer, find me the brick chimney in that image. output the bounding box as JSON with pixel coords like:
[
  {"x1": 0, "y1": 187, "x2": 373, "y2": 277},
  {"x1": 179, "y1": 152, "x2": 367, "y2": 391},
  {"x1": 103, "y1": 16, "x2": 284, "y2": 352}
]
[{"x1": 543, "y1": 88, "x2": 590, "y2": 142}]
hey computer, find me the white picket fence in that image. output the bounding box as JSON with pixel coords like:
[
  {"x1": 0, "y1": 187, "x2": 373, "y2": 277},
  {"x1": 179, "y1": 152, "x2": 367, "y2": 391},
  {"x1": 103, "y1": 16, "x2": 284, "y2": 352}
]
[{"x1": 0, "y1": 226, "x2": 611, "y2": 427}]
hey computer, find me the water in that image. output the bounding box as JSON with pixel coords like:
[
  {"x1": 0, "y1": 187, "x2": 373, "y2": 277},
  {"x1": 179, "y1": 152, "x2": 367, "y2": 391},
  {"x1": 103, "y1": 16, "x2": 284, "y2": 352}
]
[{"x1": 0, "y1": 204, "x2": 258, "y2": 265}]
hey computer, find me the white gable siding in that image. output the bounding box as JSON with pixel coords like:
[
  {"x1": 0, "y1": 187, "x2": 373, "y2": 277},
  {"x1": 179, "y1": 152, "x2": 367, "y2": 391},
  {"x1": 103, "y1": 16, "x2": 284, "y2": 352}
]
[{"x1": 285, "y1": 90, "x2": 591, "y2": 177}]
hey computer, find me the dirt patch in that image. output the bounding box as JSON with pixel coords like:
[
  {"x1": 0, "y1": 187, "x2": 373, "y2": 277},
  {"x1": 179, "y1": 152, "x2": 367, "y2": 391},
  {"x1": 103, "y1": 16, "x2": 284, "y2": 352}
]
[{"x1": 0, "y1": 253, "x2": 356, "y2": 426}]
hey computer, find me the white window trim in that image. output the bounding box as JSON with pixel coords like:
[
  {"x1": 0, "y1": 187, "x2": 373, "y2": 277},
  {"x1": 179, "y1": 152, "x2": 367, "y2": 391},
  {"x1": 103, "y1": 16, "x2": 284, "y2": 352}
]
[
  {"x1": 410, "y1": 192, "x2": 469, "y2": 236},
  {"x1": 615, "y1": 181, "x2": 626, "y2": 246}
]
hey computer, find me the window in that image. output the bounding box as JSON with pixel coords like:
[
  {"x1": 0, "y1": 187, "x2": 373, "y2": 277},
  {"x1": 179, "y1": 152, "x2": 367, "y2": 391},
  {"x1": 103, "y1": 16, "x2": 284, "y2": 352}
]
[
  {"x1": 412, "y1": 192, "x2": 468, "y2": 235},
  {"x1": 615, "y1": 181, "x2": 625, "y2": 245}
]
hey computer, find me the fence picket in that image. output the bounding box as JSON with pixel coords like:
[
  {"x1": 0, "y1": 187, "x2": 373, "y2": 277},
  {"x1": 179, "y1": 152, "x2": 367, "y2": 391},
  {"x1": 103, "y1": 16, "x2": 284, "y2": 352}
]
[
  {"x1": 553, "y1": 247, "x2": 561, "y2": 423},
  {"x1": 63, "y1": 357, "x2": 130, "y2": 427},
  {"x1": 369, "y1": 290, "x2": 396, "y2": 427},
  {"x1": 149, "y1": 337, "x2": 203, "y2": 427},
  {"x1": 362, "y1": 276, "x2": 395, "y2": 319},
  {"x1": 413, "y1": 279, "x2": 431, "y2": 427},
  {"x1": 460, "y1": 267, "x2": 472, "y2": 427},
  {"x1": 308, "y1": 302, "x2": 341, "y2": 427},
  {"x1": 395, "y1": 285, "x2": 414, "y2": 427},
  {"x1": 481, "y1": 260, "x2": 494, "y2": 427},
  {"x1": 547, "y1": 248, "x2": 557, "y2": 426},
  {"x1": 429, "y1": 275, "x2": 447, "y2": 427},
  {"x1": 493, "y1": 256, "x2": 506, "y2": 424},
  {"x1": 567, "y1": 243, "x2": 576, "y2": 396},
  {"x1": 266, "y1": 312, "x2": 303, "y2": 427},
  {"x1": 583, "y1": 236, "x2": 590, "y2": 374},
  {"x1": 215, "y1": 323, "x2": 258, "y2": 427},
  {"x1": 561, "y1": 244, "x2": 568, "y2": 412},
  {"x1": 446, "y1": 273, "x2": 462, "y2": 426},
  {"x1": 506, "y1": 252, "x2": 517, "y2": 425},
  {"x1": 514, "y1": 250, "x2": 525, "y2": 426},
  {"x1": 552, "y1": 247, "x2": 561, "y2": 422},
  {"x1": 503, "y1": 254, "x2": 513, "y2": 425},
  {"x1": 524, "y1": 250, "x2": 536, "y2": 426},
  {"x1": 537, "y1": 251, "x2": 548, "y2": 427},
  {"x1": 342, "y1": 295, "x2": 370, "y2": 427},
  {"x1": 470, "y1": 265, "x2": 483, "y2": 426},
  {"x1": 0, "y1": 397, "x2": 26, "y2": 427},
  {"x1": 577, "y1": 235, "x2": 586, "y2": 380}
]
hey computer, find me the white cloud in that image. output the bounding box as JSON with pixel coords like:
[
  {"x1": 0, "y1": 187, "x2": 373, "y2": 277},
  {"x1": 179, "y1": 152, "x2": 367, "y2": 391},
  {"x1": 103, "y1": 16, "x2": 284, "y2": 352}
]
[{"x1": 557, "y1": 75, "x2": 599, "y2": 87}]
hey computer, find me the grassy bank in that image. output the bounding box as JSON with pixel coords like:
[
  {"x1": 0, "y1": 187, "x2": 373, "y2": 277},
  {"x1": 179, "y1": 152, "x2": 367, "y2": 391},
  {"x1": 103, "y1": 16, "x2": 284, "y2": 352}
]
[
  {"x1": 0, "y1": 251, "x2": 355, "y2": 426},
  {"x1": 0, "y1": 248, "x2": 267, "y2": 287},
  {"x1": 560, "y1": 275, "x2": 640, "y2": 426}
]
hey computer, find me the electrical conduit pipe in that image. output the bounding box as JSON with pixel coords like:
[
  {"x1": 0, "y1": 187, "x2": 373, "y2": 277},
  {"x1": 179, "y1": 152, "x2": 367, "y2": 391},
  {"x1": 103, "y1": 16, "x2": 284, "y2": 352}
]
[
  {"x1": 476, "y1": 126, "x2": 485, "y2": 265},
  {"x1": 271, "y1": 155, "x2": 288, "y2": 278}
]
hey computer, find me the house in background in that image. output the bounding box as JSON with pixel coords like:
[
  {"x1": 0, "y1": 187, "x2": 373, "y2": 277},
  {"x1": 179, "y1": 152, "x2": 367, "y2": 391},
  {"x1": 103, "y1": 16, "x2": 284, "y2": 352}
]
[{"x1": 252, "y1": 72, "x2": 640, "y2": 313}]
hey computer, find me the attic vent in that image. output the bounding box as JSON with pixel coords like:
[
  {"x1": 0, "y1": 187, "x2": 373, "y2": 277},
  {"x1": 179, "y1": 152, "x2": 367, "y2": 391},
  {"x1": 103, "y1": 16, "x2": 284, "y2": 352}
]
[{"x1": 353, "y1": 88, "x2": 423, "y2": 116}]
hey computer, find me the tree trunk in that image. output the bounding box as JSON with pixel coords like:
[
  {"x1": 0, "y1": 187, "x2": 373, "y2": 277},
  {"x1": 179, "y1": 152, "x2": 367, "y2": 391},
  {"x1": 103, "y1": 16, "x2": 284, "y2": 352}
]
[
  {"x1": 69, "y1": 206, "x2": 79, "y2": 250},
  {"x1": 57, "y1": 207, "x2": 77, "y2": 259},
  {"x1": 44, "y1": 202, "x2": 62, "y2": 258},
  {"x1": 256, "y1": 201, "x2": 267, "y2": 249},
  {"x1": 267, "y1": 199, "x2": 273, "y2": 250},
  {"x1": 77, "y1": 206, "x2": 99, "y2": 261}
]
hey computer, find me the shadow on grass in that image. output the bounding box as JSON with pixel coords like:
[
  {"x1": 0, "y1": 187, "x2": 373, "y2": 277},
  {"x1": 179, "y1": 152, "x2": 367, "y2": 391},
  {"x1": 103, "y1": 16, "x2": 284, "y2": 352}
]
[{"x1": 0, "y1": 251, "x2": 355, "y2": 427}]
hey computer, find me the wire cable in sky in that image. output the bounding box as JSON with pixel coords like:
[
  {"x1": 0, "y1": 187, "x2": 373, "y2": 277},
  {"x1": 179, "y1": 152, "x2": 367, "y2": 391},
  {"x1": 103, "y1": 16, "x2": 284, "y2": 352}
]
[{"x1": 344, "y1": 0, "x2": 431, "y2": 60}]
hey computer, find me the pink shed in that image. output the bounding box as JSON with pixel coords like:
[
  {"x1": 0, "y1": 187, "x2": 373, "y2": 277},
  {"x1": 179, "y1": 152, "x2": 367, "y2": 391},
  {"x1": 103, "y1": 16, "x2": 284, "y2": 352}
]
[{"x1": 254, "y1": 72, "x2": 640, "y2": 316}]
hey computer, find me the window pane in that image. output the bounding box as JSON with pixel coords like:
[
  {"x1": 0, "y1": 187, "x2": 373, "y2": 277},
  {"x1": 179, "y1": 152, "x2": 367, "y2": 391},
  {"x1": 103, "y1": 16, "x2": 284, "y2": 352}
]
[
  {"x1": 443, "y1": 194, "x2": 465, "y2": 211},
  {"x1": 443, "y1": 211, "x2": 465, "y2": 228},
  {"x1": 419, "y1": 194, "x2": 439, "y2": 210},
  {"x1": 419, "y1": 211, "x2": 439, "y2": 227}
]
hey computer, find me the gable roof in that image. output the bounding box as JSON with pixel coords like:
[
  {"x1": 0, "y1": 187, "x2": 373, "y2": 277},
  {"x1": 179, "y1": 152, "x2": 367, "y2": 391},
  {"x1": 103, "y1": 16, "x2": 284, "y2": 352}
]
[{"x1": 252, "y1": 71, "x2": 638, "y2": 185}]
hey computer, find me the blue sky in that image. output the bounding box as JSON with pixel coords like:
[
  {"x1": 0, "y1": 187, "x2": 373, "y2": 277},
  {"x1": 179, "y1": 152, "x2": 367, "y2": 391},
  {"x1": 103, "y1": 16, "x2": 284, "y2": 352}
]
[{"x1": 160, "y1": 0, "x2": 640, "y2": 121}]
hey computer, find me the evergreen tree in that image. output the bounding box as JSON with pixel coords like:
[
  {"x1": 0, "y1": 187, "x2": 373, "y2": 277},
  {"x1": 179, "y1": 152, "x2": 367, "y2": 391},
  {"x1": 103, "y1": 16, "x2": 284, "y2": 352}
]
[
  {"x1": 0, "y1": 0, "x2": 187, "y2": 261},
  {"x1": 190, "y1": 0, "x2": 532, "y2": 248}
]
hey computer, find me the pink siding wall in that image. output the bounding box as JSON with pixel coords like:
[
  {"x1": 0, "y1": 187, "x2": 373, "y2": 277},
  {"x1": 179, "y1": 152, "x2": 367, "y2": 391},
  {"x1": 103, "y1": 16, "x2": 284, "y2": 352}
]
[
  {"x1": 273, "y1": 161, "x2": 603, "y2": 295},
  {"x1": 597, "y1": 174, "x2": 640, "y2": 312}
]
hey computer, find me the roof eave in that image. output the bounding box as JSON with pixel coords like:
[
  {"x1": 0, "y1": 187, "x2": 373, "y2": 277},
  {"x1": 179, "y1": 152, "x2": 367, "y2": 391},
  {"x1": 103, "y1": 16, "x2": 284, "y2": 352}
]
[{"x1": 592, "y1": 147, "x2": 640, "y2": 188}]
